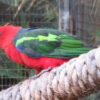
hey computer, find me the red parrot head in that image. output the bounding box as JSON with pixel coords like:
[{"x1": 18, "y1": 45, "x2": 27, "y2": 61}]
[{"x1": 0, "y1": 25, "x2": 21, "y2": 49}]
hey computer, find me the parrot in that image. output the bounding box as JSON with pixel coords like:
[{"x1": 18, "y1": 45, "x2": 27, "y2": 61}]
[{"x1": 0, "y1": 25, "x2": 93, "y2": 73}]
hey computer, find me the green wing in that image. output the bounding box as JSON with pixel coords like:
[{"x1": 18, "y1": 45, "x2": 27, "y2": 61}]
[{"x1": 14, "y1": 28, "x2": 92, "y2": 58}]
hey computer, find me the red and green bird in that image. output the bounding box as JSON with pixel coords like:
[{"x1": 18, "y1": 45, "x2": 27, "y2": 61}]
[{"x1": 0, "y1": 25, "x2": 92, "y2": 73}]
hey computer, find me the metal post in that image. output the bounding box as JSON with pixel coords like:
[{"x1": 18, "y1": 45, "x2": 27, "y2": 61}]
[{"x1": 59, "y1": 0, "x2": 71, "y2": 32}]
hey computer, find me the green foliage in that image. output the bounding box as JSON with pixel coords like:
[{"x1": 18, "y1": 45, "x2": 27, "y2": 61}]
[
  {"x1": 0, "y1": 0, "x2": 20, "y2": 6},
  {"x1": 0, "y1": 0, "x2": 58, "y2": 28},
  {"x1": 80, "y1": 92, "x2": 100, "y2": 100}
]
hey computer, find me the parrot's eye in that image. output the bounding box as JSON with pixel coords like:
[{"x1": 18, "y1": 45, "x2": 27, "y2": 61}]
[{"x1": 0, "y1": 32, "x2": 2, "y2": 35}]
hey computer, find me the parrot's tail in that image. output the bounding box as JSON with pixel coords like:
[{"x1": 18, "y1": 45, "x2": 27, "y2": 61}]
[{"x1": 47, "y1": 47, "x2": 93, "y2": 58}]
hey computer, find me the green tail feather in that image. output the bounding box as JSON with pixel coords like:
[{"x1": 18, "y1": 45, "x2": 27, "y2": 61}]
[{"x1": 47, "y1": 47, "x2": 93, "y2": 58}]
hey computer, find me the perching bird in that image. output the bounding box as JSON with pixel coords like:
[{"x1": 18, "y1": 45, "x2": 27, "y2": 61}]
[{"x1": 0, "y1": 25, "x2": 92, "y2": 73}]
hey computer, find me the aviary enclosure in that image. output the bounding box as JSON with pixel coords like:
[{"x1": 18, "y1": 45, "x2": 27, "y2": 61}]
[{"x1": 0, "y1": 0, "x2": 100, "y2": 100}]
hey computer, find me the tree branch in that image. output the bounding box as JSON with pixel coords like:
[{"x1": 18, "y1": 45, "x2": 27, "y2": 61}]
[{"x1": 0, "y1": 47, "x2": 100, "y2": 100}]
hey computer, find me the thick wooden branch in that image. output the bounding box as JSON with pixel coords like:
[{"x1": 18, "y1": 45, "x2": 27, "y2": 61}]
[{"x1": 0, "y1": 47, "x2": 100, "y2": 100}]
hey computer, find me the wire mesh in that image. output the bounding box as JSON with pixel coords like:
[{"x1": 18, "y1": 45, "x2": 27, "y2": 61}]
[
  {"x1": 69, "y1": 0, "x2": 100, "y2": 46},
  {"x1": 0, "y1": 0, "x2": 58, "y2": 28},
  {"x1": 0, "y1": 1, "x2": 100, "y2": 100},
  {"x1": 0, "y1": 0, "x2": 58, "y2": 91}
]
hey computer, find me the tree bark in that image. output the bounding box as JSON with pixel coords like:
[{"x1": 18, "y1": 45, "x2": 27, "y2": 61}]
[{"x1": 0, "y1": 47, "x2": 100, "y2": 100}]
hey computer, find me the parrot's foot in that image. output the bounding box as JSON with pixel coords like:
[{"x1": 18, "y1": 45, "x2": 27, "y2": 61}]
[{"x1": 30, "y1": 67, "x2": 52, "y2": 79}]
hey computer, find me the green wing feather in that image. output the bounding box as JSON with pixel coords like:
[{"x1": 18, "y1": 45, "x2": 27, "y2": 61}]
[{"x1": 14, "y1": 28, "x2": 93, "y2": 58}]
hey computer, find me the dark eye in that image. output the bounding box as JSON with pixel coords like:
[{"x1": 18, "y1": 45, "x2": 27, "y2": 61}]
[{"x1": 0, "y1": 32, "x2": 2, "y2": 35}]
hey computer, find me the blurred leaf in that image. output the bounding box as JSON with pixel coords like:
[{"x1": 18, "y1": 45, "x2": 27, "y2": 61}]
[{"x1": 0, "y1": 0, "x2": 20, "y2": 6}]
